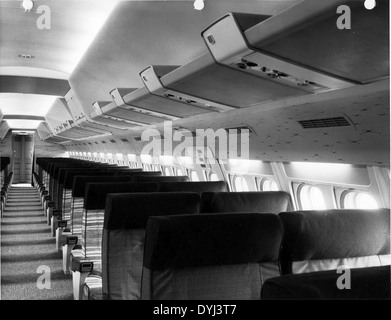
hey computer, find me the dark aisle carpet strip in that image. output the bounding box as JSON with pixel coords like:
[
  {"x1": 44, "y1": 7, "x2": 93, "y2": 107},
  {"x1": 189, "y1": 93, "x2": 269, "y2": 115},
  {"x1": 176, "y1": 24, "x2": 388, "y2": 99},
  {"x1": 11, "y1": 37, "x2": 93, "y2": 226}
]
[{"x1": 1, "y1": 185, "x2": 73, "y2": 300}]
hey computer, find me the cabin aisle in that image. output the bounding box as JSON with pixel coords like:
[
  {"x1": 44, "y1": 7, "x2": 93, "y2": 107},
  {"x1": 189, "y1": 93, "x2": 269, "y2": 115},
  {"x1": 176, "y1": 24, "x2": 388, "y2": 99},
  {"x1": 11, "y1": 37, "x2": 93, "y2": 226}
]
[{"x1": 1, "y1": 184, "x2": 73, "y2": 300}]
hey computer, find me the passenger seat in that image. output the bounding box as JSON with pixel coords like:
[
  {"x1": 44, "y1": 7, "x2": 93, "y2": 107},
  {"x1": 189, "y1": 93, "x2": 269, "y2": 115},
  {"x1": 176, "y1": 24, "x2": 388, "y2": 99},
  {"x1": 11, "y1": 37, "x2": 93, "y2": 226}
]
[{"x1": 141, "y1": 213, "x2": 283, "y2": 300}]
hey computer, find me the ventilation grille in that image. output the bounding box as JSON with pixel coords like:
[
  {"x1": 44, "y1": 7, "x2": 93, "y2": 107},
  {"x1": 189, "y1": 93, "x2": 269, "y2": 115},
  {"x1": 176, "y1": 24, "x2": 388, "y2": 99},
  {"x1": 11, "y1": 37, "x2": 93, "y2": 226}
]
[{"x1": 298, "y1": 116, "x2": 351, "y2": 129}]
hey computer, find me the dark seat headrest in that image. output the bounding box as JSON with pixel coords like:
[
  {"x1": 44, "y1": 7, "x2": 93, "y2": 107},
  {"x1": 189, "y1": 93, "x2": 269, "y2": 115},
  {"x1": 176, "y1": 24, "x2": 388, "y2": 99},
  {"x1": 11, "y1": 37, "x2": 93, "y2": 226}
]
[
  {"x1": 59, "y1": 168, "x2": 99, "y2": 184},
  {"x1": 132, "y1": 175, "x2": 189, "y2": 183},
  {"x1": 201, "y1": 191, "x2": 291, "y2": 213},
  {"x1": 63, "y1": 170, "x2": 108, "y2": 188},
  {"x1": 261, "y1": 265, "x2": 391, "y2": 300},
  {"x1": 85, "y1": 182, "x2": 158, "y2": 210},
  {"x1": 99, "y1": 168, "x2": 143, "y2": 172},
  {"x1": 104, "y1": 192, "x2": 201, "y2": 230},
  {"x1": 72, "y1": 176, "x2": 134, "y2": 198},
  {"x1": 279, "y1": 209, "x2": 390, "y2": 261},
  {"x1": 144, "y1": 213, "x2": 283, "y2": 270},
  {"x1": 159, "y1": 181, "x2": 229, "y2": 193}
]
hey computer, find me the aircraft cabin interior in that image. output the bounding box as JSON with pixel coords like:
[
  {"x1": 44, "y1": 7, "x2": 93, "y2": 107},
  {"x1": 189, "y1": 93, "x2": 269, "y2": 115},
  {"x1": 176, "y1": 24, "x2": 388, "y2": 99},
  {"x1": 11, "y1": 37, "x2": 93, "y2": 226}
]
[{"x1": 0, "y1": 0, "x2": 390, "y2": 303}]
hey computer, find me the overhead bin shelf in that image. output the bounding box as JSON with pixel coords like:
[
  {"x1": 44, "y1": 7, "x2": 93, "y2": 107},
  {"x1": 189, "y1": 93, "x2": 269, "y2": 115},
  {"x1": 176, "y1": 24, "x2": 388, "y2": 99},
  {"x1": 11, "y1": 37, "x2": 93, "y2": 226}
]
[
  {"x1": 0, "y1": 121, "x2": 10, "y2": 139},
  {"x1": 37, "y1": 122, "x2": 52, "y2": 140},
  {"x1": 140, "y1": 65, "x2": 236, "y2": 113},
  {"x1": 90, "y1": 84, "x2": 216, "y2": 129},
  {"x1": 53, "y1": 119, "x2": 110, "y2": 141},
  {"x1": 90, "y1": 100, "x2": 150, "y2": 129},
  {"x1": 140, "y1": 50, "x2": 309, "y2": 110},
  {"x1": 37, "y1": 123, "x2": 71, "y2": 144},
  {"x1": 43, "y1": 135, "x2": 71, "y2": 144},
  {"x1": 201, "y1": 1, "x2": 388, "y2": 90},
  {"x1": 74, "y1": 115, "x2": 124, "y2": 135}
]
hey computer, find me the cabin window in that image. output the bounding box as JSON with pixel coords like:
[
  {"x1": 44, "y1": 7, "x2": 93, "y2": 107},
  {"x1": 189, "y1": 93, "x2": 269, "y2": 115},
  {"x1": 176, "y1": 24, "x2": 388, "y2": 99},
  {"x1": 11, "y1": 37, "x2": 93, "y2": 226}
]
[
  {"x1": 233, "y1": 176, "x2": 249, "y2": 192},
  {"x1": 259, "y1": 178, "x2": 279, "y2": 191},
  {"x1": 116, "y1": 153, "x2": 124, "y2": 161},
  {"x1": 153, "y1": 164, "x2": 161, "y2": 172},
  {"x1": 342, "y1": 191, "x2": 379, "y2": 209},
  {"x1": 298, "y1": 185, "x2": 326, "y2": 210},
  {"x1": 176, "y1": 168, "x2": 184, "y2": 176},
  {"x1": 164, "y1": 167, "x2": 173, "y2": 176},
  {"x1": 209, "y1": 172, "x2": 219, "y2": 181},
  {"x1": 190, "y1": 170, "x2": 199, "y2": 182}
]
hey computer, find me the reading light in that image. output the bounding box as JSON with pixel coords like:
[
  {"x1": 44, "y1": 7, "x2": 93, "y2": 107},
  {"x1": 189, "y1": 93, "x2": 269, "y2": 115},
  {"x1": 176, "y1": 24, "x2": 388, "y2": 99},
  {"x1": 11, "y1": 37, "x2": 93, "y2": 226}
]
[
  {"x1": 22, "y1": 0, "x2": 34, "y2": 12},
  {"x1": 194, "y1": 0, "x2": 204, "y2": 10}
]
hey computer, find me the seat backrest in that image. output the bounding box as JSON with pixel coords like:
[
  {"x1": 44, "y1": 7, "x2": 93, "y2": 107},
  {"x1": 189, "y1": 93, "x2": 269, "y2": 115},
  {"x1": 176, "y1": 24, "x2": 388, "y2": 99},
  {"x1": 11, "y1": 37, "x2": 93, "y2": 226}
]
[
  {"x1": 102, "y1": 192, "x2": 201, "y2": 300},
  {"x1": 261, "y1": 265, "x2": 391, "y2": 300},
  {"x1": 64, "y1": 175, "x2": 133, "y2": 232},
  {"x1": 72, "y1": 175, "x2": 134, "y2": 198},
  {"x1": 141, "y1": 213, "x2": 283, "y2": 300},
  {"x1": 279, "y1": 209, "x2": 391, "y2": 275},
  {"x1": 132, "y1": 175, "x2": 189, "y2": 183},
  {"x1": 159, "y1": 181, "x2": 229, "y2": 193},
  {"x1": 79, "y1": 182, "x2": 159, "y2": 275},
  {"x1": 201, "y1": 191, "x2": 291, "y2": 213}
]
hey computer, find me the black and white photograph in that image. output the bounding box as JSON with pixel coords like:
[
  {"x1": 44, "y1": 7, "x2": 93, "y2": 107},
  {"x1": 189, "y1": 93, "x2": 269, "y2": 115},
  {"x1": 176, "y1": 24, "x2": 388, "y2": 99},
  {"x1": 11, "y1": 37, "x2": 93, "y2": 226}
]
[{"x1": 0, "y1": 0, "x2": 389, "y2": 307}]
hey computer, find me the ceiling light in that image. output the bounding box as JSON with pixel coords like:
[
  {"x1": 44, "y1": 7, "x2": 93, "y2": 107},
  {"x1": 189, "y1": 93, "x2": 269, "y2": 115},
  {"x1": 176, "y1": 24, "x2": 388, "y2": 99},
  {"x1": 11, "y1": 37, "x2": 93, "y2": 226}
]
[
  {"x1": 194, "y1": 0, "x2": 204, "y2": 11},
  {"x1": 6, "y1": 119, "x2": 42, "y2": 129},
  {"x1": 22, "y1": 0, "x2": 34, "y2": 12}
]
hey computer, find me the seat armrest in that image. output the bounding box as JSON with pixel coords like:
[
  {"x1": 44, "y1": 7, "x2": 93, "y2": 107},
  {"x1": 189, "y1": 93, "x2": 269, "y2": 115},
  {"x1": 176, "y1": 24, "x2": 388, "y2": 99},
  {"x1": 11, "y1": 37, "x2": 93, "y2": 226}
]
[{"x1": 71, "y1": 254, "x2": 94, "y2": 300}]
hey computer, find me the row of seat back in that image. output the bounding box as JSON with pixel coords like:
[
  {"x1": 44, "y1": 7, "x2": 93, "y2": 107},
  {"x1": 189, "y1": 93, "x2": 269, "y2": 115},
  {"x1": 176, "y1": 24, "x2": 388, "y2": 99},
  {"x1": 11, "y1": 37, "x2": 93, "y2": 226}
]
[
  {"x1": 67, "y1": 175, "x2": 189, "y2": 281},
  {"x1": 133, "y1": 175, "x2": 189, "y2": 183},
  {"x1": 58, "y1": 168, "x2": 102, "y2": 212},
  {"x1": 158, "y1": 181, "x2": 229, "y2": 193},
  {"x1": 58, "y1": 168, "x2": 152, "y2": 213},
  {"x1": 100, "y1": 203, "x2": 389, "y2": 300},
  {"x1": 0, "y1": 171, "x2": 13, "y2": 216},
  {"x1": 91, "y1": 190, "x2": 292, "y2": 299},
  {"x1": 68, "y1": 176, "x2": 133, "y2": 234},
  {"x1": 101, "y1": 192, "x2": 202, "y2": 300},
  {"x1": 279, "y1": 209, "x2": 390, "y2": 275},
  {"x1": 201, "y1": 191, "x2": 292, "y2": 213},
  {"x1": 141, "y1": 213, "x2": 283, "y2": 300},
  {"x1": 66, "y1": 171, "x2": 162, "y2": 226},
  {"x1": 80, "y1": 182, "x2": 160, "y2": 273},
  {"x1": 50, "y1": 162, "x2": 93, "y2": 200},
  {"x1": 141, "y1": 209, "x2": 390, "y2": 300},
  {"x1": 76, "y1": 181, "x2": 231, "y2": 283},
  {"x1": 261, "y1": 265, "x2": 390, "y2": 300}
]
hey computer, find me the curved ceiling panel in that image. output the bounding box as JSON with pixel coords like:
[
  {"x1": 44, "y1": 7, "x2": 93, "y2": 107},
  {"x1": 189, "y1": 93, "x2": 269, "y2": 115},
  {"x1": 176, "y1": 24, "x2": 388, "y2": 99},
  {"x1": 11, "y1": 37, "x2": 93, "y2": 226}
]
[
  {"x1": 0, "y1": 0, "x2": 119, "y2": 76},
  {"x1": 69, "y1": 0, "x2": 300, "y2": 115},
  {"x1": 0, "y1": 66, "x2": 69, "y2": 80},
  {"x1": 0, "y1": 76, "x2": 69, "y2": 96},
  {"x1": 0, "y1": 93, "x2": 57, "y2": 116}
]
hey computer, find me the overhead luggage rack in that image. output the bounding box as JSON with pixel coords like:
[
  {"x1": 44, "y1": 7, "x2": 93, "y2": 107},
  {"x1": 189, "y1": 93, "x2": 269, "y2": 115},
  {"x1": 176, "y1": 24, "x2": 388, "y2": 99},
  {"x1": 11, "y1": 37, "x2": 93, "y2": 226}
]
[
  {"x1": 90, "y1": 82, "x2": 219, "y2": 129},
  {"x1": 90, "y1": 100, "x2": 150, "y2": 129},
  {"x1": 140, "y1": 65, "x2": 236, "y2": 113},
  {"x1": 0, "y1": 121, "x2": 10, "y2": 140},
  {"x1": 140, "y1": 50, "x2": 308, "y2": 110},
  {"x1": 53, "y1": 120, "x2": 110, "y2": 141},
  {"x1": 201, "y1": 1, "x2": 388, "y2": 94},
  {"x1": 43, "y1": 135, "x2": 71, "y2": 144},
  {"x1": 73, "y1": 115, "x2": 124, "y2": 135}
]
